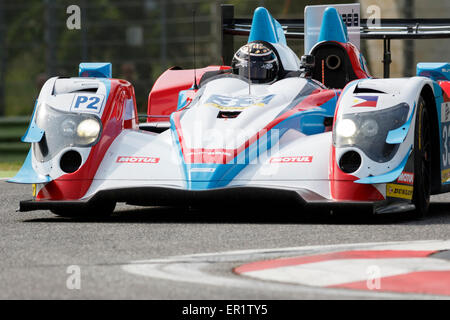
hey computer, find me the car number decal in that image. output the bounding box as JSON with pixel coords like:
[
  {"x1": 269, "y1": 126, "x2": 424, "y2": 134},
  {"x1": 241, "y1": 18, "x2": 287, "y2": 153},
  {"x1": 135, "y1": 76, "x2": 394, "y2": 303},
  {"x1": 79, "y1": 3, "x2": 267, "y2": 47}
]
[
  {"x1": 71, "y1": 94, "x2": 105, "y2": 114},
  {"x1": 440, "y1": 102, "x2": 450, "y2": 183},
  {"x1": 204, "y1": 94, "x2": 275, "y2": 111}
]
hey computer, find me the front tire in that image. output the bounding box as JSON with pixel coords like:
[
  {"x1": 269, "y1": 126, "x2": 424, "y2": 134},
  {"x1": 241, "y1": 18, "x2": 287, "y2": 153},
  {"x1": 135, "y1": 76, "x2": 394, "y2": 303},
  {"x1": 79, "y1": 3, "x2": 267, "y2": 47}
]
[{"x1": 412, "y1": 97, "x2": 431, "y2": 218}]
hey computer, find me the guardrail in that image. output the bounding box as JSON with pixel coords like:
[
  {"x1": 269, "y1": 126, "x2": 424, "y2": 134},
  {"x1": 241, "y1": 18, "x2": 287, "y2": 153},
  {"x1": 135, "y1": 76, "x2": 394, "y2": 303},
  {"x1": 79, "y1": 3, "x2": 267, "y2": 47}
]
[
  {"x1": 0, "y1": 115, "x2": 165, "y2": 163},
  {"x1": 0, "y1": 116, "x2": 29, "y2": 162}
]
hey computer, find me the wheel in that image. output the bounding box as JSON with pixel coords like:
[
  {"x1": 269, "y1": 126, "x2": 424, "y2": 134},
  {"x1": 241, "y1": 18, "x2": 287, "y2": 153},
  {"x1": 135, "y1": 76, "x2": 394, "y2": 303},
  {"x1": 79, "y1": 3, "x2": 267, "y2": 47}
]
[
  {"x1": 412, "y1": 97, "x2": 431, "y2": 218},
  {"x1": 51, "y1": 201, "x2": 116, "y2": 218}
]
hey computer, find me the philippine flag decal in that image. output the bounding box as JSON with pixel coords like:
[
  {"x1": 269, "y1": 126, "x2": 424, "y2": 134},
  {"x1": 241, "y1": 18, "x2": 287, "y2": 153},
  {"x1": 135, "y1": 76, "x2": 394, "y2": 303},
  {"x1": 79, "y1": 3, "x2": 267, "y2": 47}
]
[{"x1": 352, "y1": 95, "x2": 378, "y2": 107}]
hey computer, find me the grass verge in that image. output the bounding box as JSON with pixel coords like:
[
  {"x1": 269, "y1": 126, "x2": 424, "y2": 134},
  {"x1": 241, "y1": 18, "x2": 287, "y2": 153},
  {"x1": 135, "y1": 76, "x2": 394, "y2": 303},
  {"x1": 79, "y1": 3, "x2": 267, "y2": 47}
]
[{"x1": 0, "y1": 161, "x2": 22, "y2": 178}]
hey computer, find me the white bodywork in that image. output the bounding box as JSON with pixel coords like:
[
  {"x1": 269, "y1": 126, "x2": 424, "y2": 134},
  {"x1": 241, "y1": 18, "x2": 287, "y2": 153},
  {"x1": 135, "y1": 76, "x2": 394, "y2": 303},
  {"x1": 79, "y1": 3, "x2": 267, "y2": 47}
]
[
  {"x1": 84, "y1": 76, "x2": 333, "y2": 199},
  {"x1": 32, "y1": 77, "x2": 110, "y2": 181},
  {"x1": 334, "y1": 77, "x2": 434, "y2": 178},
  {"x1": 29, "y1": 75, "x2": 433, "y2": 204}
]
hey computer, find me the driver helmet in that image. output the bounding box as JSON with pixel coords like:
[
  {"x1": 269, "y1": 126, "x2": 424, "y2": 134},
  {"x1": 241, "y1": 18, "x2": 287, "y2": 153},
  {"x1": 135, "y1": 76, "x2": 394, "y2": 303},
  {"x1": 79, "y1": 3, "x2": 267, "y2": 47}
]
[{"x1": 231, "y1": 41, "x2": 279, "y2": 84}]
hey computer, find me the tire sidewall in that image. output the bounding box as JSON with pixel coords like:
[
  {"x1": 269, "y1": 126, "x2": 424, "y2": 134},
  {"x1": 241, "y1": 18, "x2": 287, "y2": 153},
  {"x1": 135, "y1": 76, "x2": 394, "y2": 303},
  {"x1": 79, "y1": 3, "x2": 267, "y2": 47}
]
[{"x1": 412, "y1": 97, "x2": 431, "y2": 217}]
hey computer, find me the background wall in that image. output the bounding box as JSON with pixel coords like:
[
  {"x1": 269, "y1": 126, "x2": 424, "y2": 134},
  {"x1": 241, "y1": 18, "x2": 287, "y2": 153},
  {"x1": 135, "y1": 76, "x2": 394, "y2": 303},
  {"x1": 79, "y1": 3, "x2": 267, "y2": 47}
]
[
  {"x1": 360, "y1": 0, "x2": 450, "y2": 78},
  {"x1": 0, "y1": 0, "x2": 448, "y2": 116}
]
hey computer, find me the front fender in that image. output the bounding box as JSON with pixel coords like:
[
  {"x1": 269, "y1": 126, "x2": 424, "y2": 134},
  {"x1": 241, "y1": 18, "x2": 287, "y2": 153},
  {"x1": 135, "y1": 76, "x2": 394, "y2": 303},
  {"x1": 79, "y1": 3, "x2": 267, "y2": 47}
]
[{"x1": 331, "y1": 77, "x2": 432, "y2": 182}]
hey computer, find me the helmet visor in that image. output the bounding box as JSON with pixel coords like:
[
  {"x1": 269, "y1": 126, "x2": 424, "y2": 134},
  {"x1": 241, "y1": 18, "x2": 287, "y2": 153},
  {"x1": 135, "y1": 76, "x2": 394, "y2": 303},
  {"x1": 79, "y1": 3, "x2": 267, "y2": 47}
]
[{"x1": 233, "y1": 58, "x2": 278, "y2": 84}]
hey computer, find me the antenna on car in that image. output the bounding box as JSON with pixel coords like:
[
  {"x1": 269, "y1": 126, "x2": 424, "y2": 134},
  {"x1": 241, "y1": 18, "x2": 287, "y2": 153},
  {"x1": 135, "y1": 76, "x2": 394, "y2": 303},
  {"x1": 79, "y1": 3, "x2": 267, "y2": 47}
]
[
  {"x1": 192, "y1": 9, "x2": 199, "y2": 90},
  {"x1": 247, "y1": 44, "x2": 251, "y2": 95}
]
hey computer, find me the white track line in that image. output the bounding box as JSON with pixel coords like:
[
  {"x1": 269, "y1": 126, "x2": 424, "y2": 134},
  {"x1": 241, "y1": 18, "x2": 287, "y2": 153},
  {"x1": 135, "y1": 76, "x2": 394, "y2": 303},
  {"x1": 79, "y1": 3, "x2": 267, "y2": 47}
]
[{"x1": 128, "y1": 240, "x2": 450, "y2": 263}]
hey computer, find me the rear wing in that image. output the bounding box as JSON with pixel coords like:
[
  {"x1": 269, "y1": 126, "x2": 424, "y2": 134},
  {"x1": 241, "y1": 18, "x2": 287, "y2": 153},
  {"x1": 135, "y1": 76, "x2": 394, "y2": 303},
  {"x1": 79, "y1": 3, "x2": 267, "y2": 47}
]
[{"x1": 220, "y1": 4, "x2": 450, "y2": 78}]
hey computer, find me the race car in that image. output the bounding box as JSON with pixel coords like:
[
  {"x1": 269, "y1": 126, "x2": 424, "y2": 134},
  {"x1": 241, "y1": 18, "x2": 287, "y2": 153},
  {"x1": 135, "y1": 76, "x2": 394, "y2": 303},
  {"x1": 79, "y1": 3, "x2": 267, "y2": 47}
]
[{"x1": 8, "y1": 5, "x2": 450, "y2": 218}]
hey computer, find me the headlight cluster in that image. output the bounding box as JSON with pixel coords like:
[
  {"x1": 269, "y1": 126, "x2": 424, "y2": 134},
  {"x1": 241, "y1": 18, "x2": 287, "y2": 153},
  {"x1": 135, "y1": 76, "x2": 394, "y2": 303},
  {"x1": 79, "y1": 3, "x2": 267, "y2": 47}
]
[
  {"x1": 60, "y1": 116, "x2": 101, "y2": 145},
  {"x1": 34, "y1": 103, "x2": 102, "y2": 162},
  {"x1": 336, "y1": 118, "x2": 379, "y2": 138},
  {"x1": 334, "y1": 102, "x2": 410, "y2": 163}
]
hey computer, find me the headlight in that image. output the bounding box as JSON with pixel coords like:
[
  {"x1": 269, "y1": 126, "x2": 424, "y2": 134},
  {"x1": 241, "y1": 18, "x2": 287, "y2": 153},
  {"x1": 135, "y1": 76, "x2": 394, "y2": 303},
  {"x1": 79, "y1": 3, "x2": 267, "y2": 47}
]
[
  {"x1": 360, "y1": 119, "x2": 379, "y2": 137},
  {"x1": 61, "y1": 119, "x2": 77, "y2": 137},
  {"x1": 334, "y1": 102, "x2": 409, "y2": 162},
  {"x1": 77, "y1": 119, "x2": 101, "y2": 144},
  {"x1": 336, "y1": 119, "x2": 357, "y2": 137}
]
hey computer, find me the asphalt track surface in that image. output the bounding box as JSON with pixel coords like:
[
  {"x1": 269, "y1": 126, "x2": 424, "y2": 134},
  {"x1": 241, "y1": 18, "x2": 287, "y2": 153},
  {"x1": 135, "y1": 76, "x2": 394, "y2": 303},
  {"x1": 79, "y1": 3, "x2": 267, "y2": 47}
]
[{"x1": 1, "y1": 182, "x2": 450, "y2": 299}]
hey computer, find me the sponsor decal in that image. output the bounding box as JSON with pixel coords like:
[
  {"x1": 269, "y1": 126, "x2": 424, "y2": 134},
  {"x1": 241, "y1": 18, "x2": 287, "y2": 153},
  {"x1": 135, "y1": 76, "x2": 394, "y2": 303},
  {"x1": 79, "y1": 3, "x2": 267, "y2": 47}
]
[
  {"x1": 270, "y1": 156, "x2": 313, "y2": 163},
  {"x1": 441, "y1": 168, "x2": 450, "y2": 183},
  {"x1": 116, "y1": 156, "x2": 160, "y2": 164},
  {"x1": 386, "y1": 183, "x2": 413, "y2": 200},
  {"x1": 441, "y1": 102, "x2": 450, "y2": 123},
  {"x1": 351, "y1": 95, "x2": 378, "y2": 107},
  {"x1": 189, "y1": 168, "x2": 215, "y2": 173},
  {"x1": 186, "y1": 150, "x2": 234, "y2": 158},
  {"x1": 397, "y1": 172, "x2": 414, "y2": 185},
  {"x1": 204, "y1": 94, "x2": 275, "y2": 111}
]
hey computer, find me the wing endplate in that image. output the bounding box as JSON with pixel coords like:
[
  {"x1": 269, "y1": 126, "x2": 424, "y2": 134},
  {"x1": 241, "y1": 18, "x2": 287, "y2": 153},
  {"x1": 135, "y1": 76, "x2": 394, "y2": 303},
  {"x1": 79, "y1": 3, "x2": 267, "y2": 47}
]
[
  {"x1": 248, "y1": 7, "x2": 286, "y2": 45},
  {"x1": 8, "y1": 149, "x2": 52, "y2": 184},
  {"x1": 318, "y1": 7, "x2": 348, "y2": 44}
]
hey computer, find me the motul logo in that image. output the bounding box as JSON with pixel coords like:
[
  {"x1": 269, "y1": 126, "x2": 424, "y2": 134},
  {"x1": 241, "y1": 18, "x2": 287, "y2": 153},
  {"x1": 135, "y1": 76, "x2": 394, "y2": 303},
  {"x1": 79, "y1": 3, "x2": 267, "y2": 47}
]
[
  {"x1": 270, "y1": 156, "x2": 313, "y2": 163},
  {"x1": 116, "y1": 156, "x2": 160, "y2": 164},
  {"x1": 397, "y1": 172, "x2": 414, "y2": 185}
]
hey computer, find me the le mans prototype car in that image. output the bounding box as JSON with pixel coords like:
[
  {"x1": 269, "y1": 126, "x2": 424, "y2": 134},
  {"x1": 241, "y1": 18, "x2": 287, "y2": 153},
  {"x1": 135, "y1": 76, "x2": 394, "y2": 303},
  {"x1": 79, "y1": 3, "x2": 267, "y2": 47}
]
[{"x1": 8, "y1": 5, "x2": 450, "y2": 217}]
